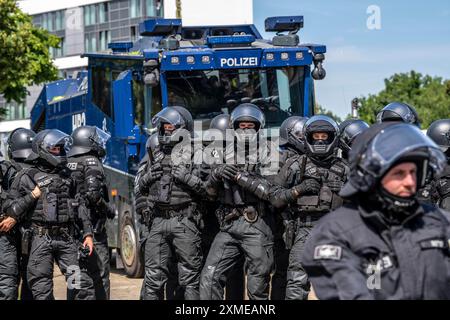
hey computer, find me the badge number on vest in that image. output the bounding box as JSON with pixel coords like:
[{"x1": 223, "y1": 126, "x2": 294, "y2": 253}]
[
  {"x1": 67, "y1": 162, "x2": 78, "y2": 170},
  {"x1": 313, "y1": 245, "x2": 342, "y2": 260}
]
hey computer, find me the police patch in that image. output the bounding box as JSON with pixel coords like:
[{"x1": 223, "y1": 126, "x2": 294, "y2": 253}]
[
  {"x1": 67, "y1": 162, "x2": 78, "y2": 170},
  {"x1": 313, "y1": 245, "x2": 342, "y2": 260}
]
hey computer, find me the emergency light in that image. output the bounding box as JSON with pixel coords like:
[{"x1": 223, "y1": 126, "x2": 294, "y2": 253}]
[{"x1": 206, "y1": 35, "x2": 255, "y2": 48}]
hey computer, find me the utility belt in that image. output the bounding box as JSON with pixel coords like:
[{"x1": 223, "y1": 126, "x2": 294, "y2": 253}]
[
  {"x1": 31, "y1": 222, "x2": 74, "y2": 238},
  {"x1": 217, "y1": 205, "x2": 260, "y2": 225},
  {"x1": 154, "y1": 202, "x2": 194, "y2": 219}
]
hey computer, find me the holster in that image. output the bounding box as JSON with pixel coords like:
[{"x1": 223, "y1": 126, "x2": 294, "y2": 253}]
[
  {"x1": 21, "y1": 228, "x2": 32, "y2": 256},
  {"x1": 281, "y1": 212, "x2": 296, "y2": 250}
]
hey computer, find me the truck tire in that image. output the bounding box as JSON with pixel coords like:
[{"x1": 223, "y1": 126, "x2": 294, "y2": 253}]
[{"x1": 119, "y1": 211, "x2": 144, "y2": 278}]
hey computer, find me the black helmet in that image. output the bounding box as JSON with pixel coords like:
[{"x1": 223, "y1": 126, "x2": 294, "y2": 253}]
[
  {"x1": 426, "y1": 119, "x2": 450, "y2": 155},
  {"x1": 230, "y1": 103, "x2": 265, "y2": 145},
  {"x1": 67, "y1": 126, "x2": 110, "y2": 158},
  {"x1": 303, "y1": 115, "x2": 340, "y2": 158},
  {"x1": 279, "y1": 116, "x2": 309, "y2": 153},
  {"x1": 152, "y1": 107, "x2": 191, "y2": 146},
  {"x1": 340, "y1": 123, "x2": 446, "y2": 198},
  {"x1": 6, "y1": 128, "x2": 36, "y2": 160},
  {"x1": 27, "y1": 129, "x2": 73, "y2": 167},
  {"x1": 203, "y1": 114, "x2": 230, "y2": 145},
  {"x1": 171, "y1": 106, "x2": 194, "y2": 132},
  {"x1": 210, "y1": 114, "x2": 230, "y2": 132},
  {"x1": 376, "y1": 102, "x2": 420, "y2": 128},
  {"x1": 339, "y1": 119, "x2": 369, "y2": 154}
]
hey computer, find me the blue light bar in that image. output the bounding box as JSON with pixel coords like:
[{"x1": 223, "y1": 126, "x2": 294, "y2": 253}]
[
  {"x1": 108, "y1": 42, "x2": 133, "y2": 53},
  {"x1": 265, "y1": 16, "x2": 304, "y2": 32},
  {"x1": 139, "y1": 18, "x2": 182, "y2": 36},
  {"x1": 206, "y1": 35, "x2": 255, "y2": 47}
]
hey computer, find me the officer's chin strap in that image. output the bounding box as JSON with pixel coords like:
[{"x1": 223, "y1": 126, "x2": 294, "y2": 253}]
[{"x1": 375, "y1": 185, "x2": 419, "y2": 224}]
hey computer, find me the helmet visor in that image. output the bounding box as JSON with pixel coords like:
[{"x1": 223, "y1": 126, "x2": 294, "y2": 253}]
[
  {"x1": 361, "y1": 124, "x2": 446, "y2": 178},
  {"x1": 230, "y1": 105, "x2": 266, "y2": 130},
  {"x1": 152, "y1": 108, "x2": 185, "y2": 128},
  {"x1": 92, "y1": 127, "x2": 111, "y2": 150},
  {"x1": 42, "y1": 130, "x2": 73, "y2": 156}
]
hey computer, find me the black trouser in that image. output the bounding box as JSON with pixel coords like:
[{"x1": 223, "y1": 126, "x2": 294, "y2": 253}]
[
  {"x1": 142, "y1": 214, "x2": 203, "y2": 300},
  {"x1": 285, "y1": 216, "x2": 321, "y2": 300},
  {"x1": 84, "y1": 231, "x2": 110, "y2": 300},
  {"x1": 271, "y1": 236, "x2": 290, "y2": 300},
  {"x1": 0, "y1": 232, "x2": 18, "y2": 300},
  {"x1": 27, "y1": 228, "x2": 95, "y2": 300},
  {"x1": 200, "y1": 215, "x2": 274, "y2": 300}
]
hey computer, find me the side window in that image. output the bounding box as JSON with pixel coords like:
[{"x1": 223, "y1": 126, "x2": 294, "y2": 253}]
[{"x1": 91, "y1": 66, "x2": 112, "y2": 118}]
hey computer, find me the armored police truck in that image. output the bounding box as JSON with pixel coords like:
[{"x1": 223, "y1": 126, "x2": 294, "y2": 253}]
[{"x1": 30, "y1": 16, "x2": 327, "y2": 277}]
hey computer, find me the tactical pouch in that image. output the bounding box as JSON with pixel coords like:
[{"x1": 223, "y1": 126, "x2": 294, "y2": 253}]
[
  {"x1": 21, "y1": 229, "x2": 32, "y2": 256},
  {"x1": 158, "y1": 174, "x2": 172, "y2": 203},
  {"x1": 43, "y1": 190, "x2": 58, "y2": 223},
  {"x1": 319, "y1": 186, "x2": 333, "y2": 206}
]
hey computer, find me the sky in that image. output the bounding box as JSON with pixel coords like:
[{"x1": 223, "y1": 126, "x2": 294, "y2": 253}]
[{"x1": 253, "y1": 0, "x2": 450, "y2": 118}]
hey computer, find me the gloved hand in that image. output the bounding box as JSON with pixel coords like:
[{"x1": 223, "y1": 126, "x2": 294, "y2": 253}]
[
  {"x1": 141, "y1": 163, "x2": 163, "y2": 186},
  {"x1": 211, "y1": 164, "x2": 239, "y2": 181},
  {"x1": 292, "y1": 179, "x2": 320, "y2": 197},
  {"x1": 327, "y1": 180, "x2": 343, "y2": 193},
  {"x1": 172, "y1": 165, "x2": 190, "y2": 184}
]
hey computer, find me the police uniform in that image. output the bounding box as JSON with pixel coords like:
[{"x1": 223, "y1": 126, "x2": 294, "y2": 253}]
[
  {"x1": 6, "y1": 164, "x2": 95, "y2": 300},
  {"x1": 302, "y1": 202, "x2": 450, "y2": 299},
  {"x1": 269, "y1": 153, "x2": 348, "y2": 300},
  {"x1": 67, "y1": 154, "x2": 113, "y2": 300}
]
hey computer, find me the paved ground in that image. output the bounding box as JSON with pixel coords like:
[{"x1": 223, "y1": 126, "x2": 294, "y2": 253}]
[{"x1": 53, "y1": 251, "x2": 143, "y2": 300}]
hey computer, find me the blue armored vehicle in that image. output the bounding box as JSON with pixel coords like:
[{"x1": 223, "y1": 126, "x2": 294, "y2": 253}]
[{"x1": 30, "y1": 16, "x2": 327, "y2": 277}]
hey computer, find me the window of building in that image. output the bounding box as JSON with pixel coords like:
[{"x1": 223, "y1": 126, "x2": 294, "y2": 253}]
[
  {"x1": 3, "y1": 103, "x2": 26, "y2": 121},
  {"x1": 90, "y1": 5, "x2": 96, "y2": 25},
  {"x1": 48, "y1": 12, "x2": 54, "y2": 31},
  {"x1": 55, "y1": 11, "x2": 64, "y2": 30},
  {"x1": 145, "y1": 0, "x2": 163, "y2": 16},
  {"x1": 130, "y1": 0, "x2": 141, "y2": 18},
  {"x1": 91, "y1": 34, "x2": 97, "y2": 52},
  {"x1": 99, "y1": 2, "x2": 108, "y2": 23},
  {"x1": 130, "y1": 26, "x2": 137, "y2": 41},
  {"x1": 99, "y1": 31, "x2": 109, "y2": 51},
  {"x1": 42, "y1": 13, "x2": 48, "y2": 30}
]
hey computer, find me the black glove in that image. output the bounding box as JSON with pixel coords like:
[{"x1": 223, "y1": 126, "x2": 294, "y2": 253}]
[
  {"x1": 327, "y1": 180, "x2": 343, "y2": 193},
  {"x1": 172, "y1": 165, "x2": 190, "y2": 184},
  {"x1": 142, "y1": 164, "x2": 163, "y2": 186},
  {"x1": 292, "y1": 179, "x2": 320, "y2": 196},
  {"x1": 212, "y1": 164, "x2": 239, "y2": 181}
]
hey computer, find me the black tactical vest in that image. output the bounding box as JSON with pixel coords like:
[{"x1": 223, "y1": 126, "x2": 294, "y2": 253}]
[
  {"x1": 290, "y1": 155, "x2": 348, "y2": 213},
  {"x1": 25, "y1": 168, "x2": 73, "y2": 224},
  {"x1": 147, "y1": 148, "x2": 195, "y2": 207}
]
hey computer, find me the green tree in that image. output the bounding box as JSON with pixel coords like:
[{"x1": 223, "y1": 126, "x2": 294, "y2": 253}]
[
  {"x1": 0, "y1": 0, "x2": 60, "y2": 110},
  {"x1": 357, "y1": 71, "x2": 450, "y2": 127},
  {"x1": 315, "y1": 104, "x2": 342, "y2": 123}
]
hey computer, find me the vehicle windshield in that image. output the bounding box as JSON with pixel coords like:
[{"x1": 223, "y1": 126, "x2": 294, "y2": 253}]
[{"x1": 165, "y1": 66, "x2": 306, "y2": 128}]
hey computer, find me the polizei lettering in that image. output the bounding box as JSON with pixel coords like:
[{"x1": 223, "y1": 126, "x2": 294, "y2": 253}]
[{"x1": 220, "y1": 57, "x2": 258, "y2": 67}]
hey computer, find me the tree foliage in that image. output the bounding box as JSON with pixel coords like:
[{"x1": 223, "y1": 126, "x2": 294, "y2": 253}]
[
  {"x1": 357, "y1": 71, "x2": 450, "y2": 127},
  {"x1": 0, "y1": 0, "x2": 60, "y2": 105}
]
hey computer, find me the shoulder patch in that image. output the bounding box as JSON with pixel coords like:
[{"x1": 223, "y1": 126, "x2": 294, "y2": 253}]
[
  {"x1": 313, "y1": 245, "x2": 342, "y2": 260},
  {"x1": 85, "y1": 158, "x2": 98, "y2": 166},
  {"x1": 67, "y1": 162, "x2": 78, "y2": 170}
]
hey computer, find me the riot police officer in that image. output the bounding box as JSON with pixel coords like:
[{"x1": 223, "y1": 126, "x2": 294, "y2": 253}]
[
  {"x1": 67, "y1": 126, "x2": 114, "y2": 300},
  {"x1": 302, "y1": 122, "x2": 450, "y2": 299},
  {"x1": 268, "y1": 115, "x2": 349, "y2": 300},
  {"x1": 201, "y1": 113, "x2": 246, "y2": 300},
  {"x1": 0, "y1": 128, "x2": 35, "y2": 300},
  {"x1": 4, "y1": 129, "x2": 95, "y2": 300},
  {"x1": 377, "y1": 101, "x2": 421, "y2": 127},
  {"x1": 135, "y1": 133, "x2": 184, "y2": 300},
  {"x1": 270, "y1": 116, "x2": 308, "y2": 300},
  {"x1": 200, "y1": 103, "x2": 276, "y2": 300},
  {"x1": 423, "y1": 119, "x2": 450, "y2": 210},
  {"x1": 139, "y1": 106, "x2": 205, "y2": 300},
  {"x1": 338, "y1": 119, "x2": 369, "y2": 160}
]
